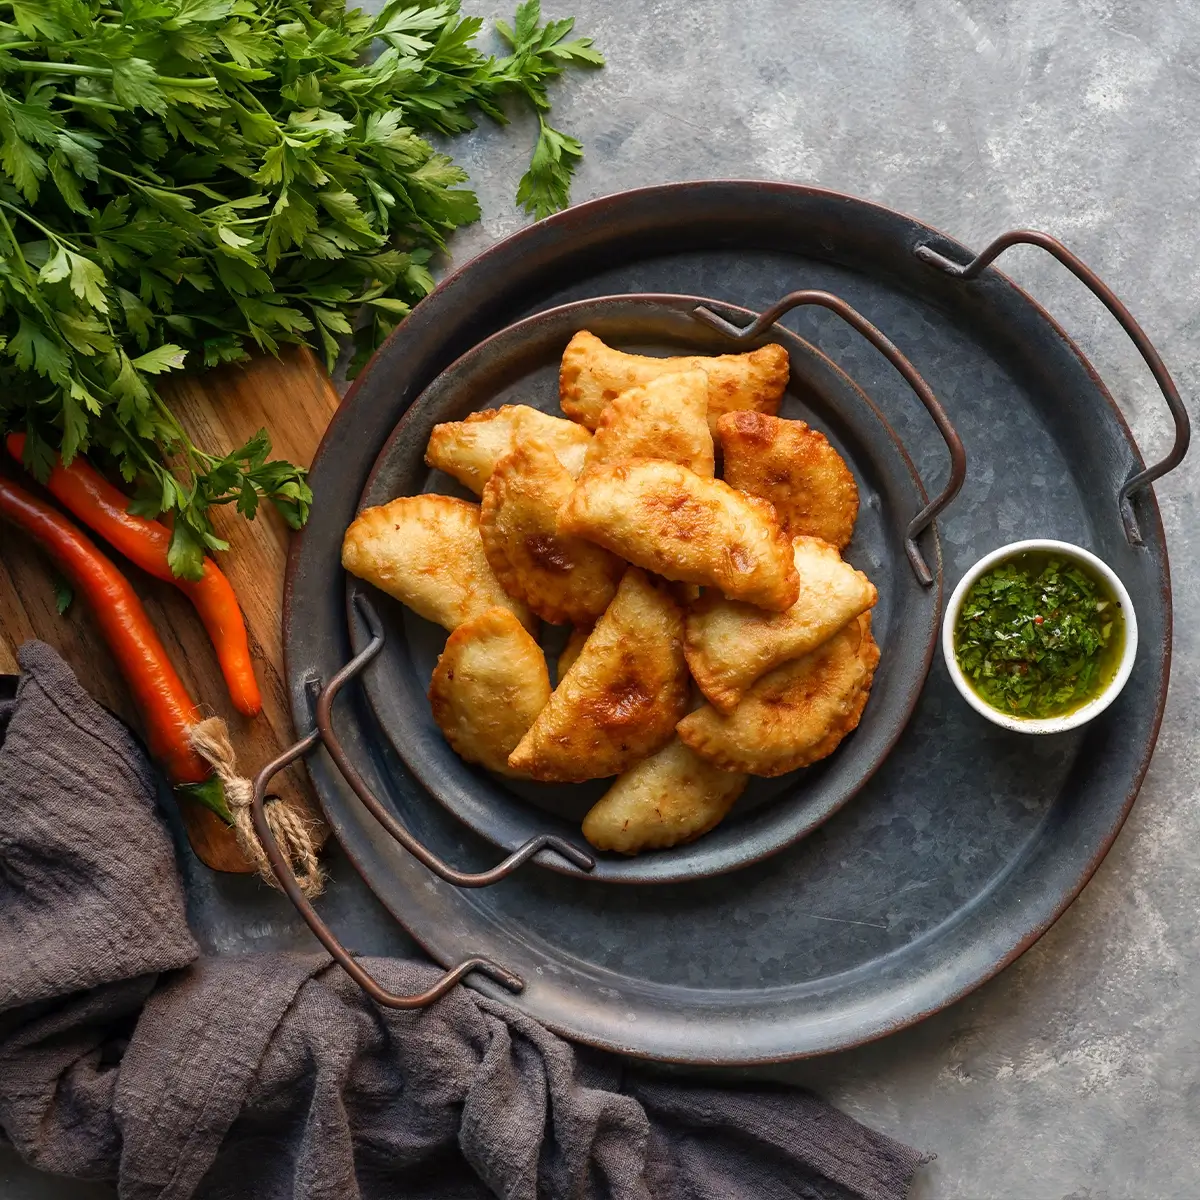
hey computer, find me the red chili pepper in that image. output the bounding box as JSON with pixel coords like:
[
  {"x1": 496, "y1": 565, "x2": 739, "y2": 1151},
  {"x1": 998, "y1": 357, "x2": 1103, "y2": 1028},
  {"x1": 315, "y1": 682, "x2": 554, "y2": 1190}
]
[
  {"x1": 6, "y1": 434, "x2": 262, "y2": 717},
  {"x1": 0, "y1": 473, "x2": 229, "y2": 819}
]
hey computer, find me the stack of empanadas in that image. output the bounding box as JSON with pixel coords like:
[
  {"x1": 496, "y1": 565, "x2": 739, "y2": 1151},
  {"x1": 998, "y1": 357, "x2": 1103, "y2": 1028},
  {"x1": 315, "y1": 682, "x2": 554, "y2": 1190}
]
[{"x1": 341, "y1": 331, "x2": 879, "y2": 856}]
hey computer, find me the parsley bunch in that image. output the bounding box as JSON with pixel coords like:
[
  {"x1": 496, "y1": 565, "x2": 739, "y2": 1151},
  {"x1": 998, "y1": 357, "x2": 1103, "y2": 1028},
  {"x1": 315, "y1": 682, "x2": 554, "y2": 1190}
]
[{"x1": 0, "y1": 0, "x2": 602, "y2": 577}]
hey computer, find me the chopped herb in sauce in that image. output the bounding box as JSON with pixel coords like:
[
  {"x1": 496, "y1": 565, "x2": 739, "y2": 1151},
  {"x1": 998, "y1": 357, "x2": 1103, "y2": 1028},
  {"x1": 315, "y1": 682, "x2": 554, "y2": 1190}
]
[{"x1": 954, "y1": 552, "x2": 1125, "y2": 719}]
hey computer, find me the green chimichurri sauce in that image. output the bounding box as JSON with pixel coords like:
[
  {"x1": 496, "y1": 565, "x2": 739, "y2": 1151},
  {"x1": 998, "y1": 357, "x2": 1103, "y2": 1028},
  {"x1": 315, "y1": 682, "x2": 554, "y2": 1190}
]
[{"x1": 954, "y1": 552, "x2": 1125, "y2": 720}]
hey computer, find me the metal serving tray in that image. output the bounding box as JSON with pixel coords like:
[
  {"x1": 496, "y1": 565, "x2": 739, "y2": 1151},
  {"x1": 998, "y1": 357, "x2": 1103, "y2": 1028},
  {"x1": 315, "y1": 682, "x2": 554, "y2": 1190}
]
[{"x1": 271, "y1": 183, "x2": 1186, "y2": 1061}]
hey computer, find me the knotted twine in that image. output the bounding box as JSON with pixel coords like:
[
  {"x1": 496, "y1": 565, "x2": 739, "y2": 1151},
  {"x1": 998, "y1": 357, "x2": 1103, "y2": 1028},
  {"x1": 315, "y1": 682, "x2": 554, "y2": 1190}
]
[{"x1": 190, "y1": 716, "x2": 326, "y2": 898}]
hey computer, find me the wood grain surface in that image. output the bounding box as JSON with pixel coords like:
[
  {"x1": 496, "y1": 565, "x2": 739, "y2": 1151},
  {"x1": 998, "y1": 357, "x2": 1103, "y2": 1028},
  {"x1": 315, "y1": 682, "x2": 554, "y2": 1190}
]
[{"x1": 0, "y1": 346, "x2": 340, "y2": 871}]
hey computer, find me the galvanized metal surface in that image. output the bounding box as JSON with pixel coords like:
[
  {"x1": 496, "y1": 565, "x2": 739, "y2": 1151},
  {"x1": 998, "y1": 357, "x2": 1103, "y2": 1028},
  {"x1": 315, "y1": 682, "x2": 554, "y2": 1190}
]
[{"x1": 281, "y1": 182, "x2": 1173, "y2": 1062}]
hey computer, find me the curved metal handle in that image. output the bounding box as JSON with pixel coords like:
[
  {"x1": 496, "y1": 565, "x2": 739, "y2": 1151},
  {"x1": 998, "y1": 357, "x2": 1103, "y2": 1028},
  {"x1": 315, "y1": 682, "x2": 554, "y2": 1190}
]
[
  {"x1": 915, "y1": 229, "x2": 1191, "y2": 545},
  {"x1": 251, "y1": 731, "x2": 525, "y2": 1008},
  {"x1": 693, "y1": 291, "x2": 967, "y2": 586},
  {"x1": 329, "y1": 594, "x2": 595, "y2": 884},
  {"x1": 250, "y1": 593, "x2": 597, "y2": 1010}
]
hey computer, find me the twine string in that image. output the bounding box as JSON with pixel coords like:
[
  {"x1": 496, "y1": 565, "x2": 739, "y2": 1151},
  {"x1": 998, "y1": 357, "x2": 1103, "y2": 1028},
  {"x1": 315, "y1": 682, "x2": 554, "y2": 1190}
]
[{"x1": 189, "y1": 718, "x2": 325, "y2": 898}]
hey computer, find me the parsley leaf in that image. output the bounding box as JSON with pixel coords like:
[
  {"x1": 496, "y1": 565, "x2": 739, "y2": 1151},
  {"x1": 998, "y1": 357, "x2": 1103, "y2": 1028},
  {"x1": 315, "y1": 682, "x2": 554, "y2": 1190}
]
[
  {"x1": 53, "y1": 573, "x2": 73, "y2": 615},
  {"x1": 0, "y1": 0, "x2": 602, "y2": 573},
  {"x1": 518, "y1": 120, "x2": 584, "y2": 220},
  {"x1": 495, "y1": 0, "x2": 604, "y2": 218}
]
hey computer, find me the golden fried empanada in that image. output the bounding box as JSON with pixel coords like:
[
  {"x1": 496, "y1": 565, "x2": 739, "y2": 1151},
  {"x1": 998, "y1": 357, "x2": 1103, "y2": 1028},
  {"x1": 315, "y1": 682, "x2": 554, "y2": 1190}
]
[
  {"x1": 583, "y1": 370, "x2": 715, "y2": 476},
  {"x1": 507, "y1": 569, "x2": 689, "y2": 782},
  {"x1": 718, "y1": 411, "x2": 859, "y2": 549},
  {"x1": 426, "y1": 404, "x2": 592, "y2": 495},
  {"x1": 685, "y1": 536, "x2": 878, "y2": 712},
  {"x1": 429, "y1": 608, "x2": 551, "y2": 776},
  {"x1": 480, "y1": 439, "x2": 623, "y2": 625},
  {"x1": 558, "y1": 459, "x2": 800, "y2": 611},
  {"x1": 581, "y1": 737, "x2": 747, "y2": 853},
  {"x1": 560, "y1": 331, "x2": 789, "y2": 433},
  {"x1": 670, "y1": 581, "x2": 703, "y2": 606},
  {"x1": 557, "y1": 625, "x2": 590, "y2": 684},
  {"x1": 342, "y1": 495, "x2": 534, "y2": 631},
  {"x1": 677, "y1": 615, "x2": 880, "y2": 776}
]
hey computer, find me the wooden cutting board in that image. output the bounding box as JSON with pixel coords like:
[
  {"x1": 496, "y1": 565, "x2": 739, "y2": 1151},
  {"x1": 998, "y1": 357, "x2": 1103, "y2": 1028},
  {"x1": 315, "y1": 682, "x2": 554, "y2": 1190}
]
[{"x1": 0, "y1": 346, "x2": 340, "y2": 872}]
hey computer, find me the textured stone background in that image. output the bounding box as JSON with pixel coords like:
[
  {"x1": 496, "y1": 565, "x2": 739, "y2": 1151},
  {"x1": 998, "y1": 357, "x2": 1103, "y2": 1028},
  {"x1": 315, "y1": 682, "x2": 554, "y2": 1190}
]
[{"x1": 5, "y1": 1, "x2": 1198, "y2": 1196}]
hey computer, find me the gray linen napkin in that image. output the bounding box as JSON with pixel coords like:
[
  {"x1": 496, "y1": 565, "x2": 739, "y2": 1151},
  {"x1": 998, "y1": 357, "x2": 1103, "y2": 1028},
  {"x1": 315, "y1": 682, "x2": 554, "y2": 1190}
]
[{"x1": 0, "y1": 642, "x2": 927, "y2": 1200}]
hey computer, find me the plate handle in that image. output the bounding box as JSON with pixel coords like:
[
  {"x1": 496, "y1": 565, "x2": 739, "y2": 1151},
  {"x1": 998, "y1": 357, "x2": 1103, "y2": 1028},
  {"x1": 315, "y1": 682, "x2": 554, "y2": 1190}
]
[
  {"x1": 915, "y1": 229, "x2": 1190, "y2": 545},
  {"x1": 252, "y1": 729, "x2": 525, "y2": 1008},
  {"x1": 250, "y1": 594, "x2": 597, "y2": 1010},
  {"x1": 693, "y1": 291, "x2": 966, "y2": 587},
  {"x1": 320, "y1": 594, "x2": 594, "y2": 885}
]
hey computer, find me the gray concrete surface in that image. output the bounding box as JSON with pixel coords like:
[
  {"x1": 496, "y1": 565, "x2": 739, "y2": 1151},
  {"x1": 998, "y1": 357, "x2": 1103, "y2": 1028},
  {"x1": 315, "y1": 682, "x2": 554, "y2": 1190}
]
[{"x1": 5, "y1": 1, "x2": 1199, "y2": 1195}]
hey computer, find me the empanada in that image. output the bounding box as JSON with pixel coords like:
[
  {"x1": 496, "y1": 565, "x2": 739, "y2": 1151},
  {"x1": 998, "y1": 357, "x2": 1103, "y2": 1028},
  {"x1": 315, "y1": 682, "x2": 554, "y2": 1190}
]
[
  {"x1": 677, "y1": 615, "x2": 880, "y2": 776},
  {"x1": 583, "y1": 370, "x2": 715, "y2": 476},
  {"x1": 507, "y1": 568, "x2": 689, "y2": 782},
  {"x1": 480, "y1": 439, "x2": 623, "y2": 625},
  {"x1": 581, "y1": 737, "x2": 747, "y2": 854},
  {"x1": 558, "y1": 459, "x2": 800, "y2": 611},
  {"x1": 560, "y1": 331, "x2": 789, "y2": 433},
  {"x1": 718, "y1": 411, "x2": 859, "y2": 549},
  {"x1": 685, "y1": 536, "x2": 878, "y2": 712},
  {"x1": 426, "y1": 404, "x2": 592, "y2": 495},
  {"x1": 429, "y1": 608, "x2": 551, "y2": 776},
  {"x1": 342, "y1": 495, "x2": 534, "y2": 632},
  {"x1": 557, "y1": 625, "x2": 590, "y2": 684}
]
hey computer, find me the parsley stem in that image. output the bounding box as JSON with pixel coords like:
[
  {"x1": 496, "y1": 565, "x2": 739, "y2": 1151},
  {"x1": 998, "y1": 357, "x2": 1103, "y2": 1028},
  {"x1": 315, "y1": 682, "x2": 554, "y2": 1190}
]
[
  {"x1": 156, "y1": 75, "x2": 220, "y2": 88},
  {"x1": 0, "y1": 199, "x2": 82, "y2": 252},
  {"x1": 13, "y1": 62, "x2": 111, "y2": 78},
  {"x1": 98, "y1": 165, "x2": 186, "y2": 192},
  {"x1": 64, "y1": 95, "x2": 125, "y2": 111},
  {"x1": 0, "y1": 206, "x2": 37, "y2": 289},
  {"x1": 119, "y1": 416, "x2": 178, "y2": 479},
  {"x1": 0, "y1": 209, "x2": 84, "y2": 352},
  {"x1": 13, "y1": 61, "x2": 218, "y2": 88},
  {"x1": 149, "y1": 392, "x2": 198, "y2": 463}
]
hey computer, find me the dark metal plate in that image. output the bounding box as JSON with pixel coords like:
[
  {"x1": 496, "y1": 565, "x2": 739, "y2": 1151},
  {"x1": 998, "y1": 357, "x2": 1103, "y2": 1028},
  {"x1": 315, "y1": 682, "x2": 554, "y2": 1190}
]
[
  {"x1": 285, "y1": 183, "x2": 1170, "y2": 1062},
  {"x1": 349, "y1": 294, "x2": 943, "y2": 884}
]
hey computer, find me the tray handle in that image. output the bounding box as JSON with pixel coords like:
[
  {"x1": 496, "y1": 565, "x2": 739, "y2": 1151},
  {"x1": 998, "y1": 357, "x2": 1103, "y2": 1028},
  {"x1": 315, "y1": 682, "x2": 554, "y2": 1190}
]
[
  {"x1": 250, "y1": 593, "x2": 597, "y2": 1010},
  {"x1": 693, "y1": 291, "x2": 967, "y2": 587},
  {"x1": 251, "y1": 730, "x2": 525, "y2": 1009},
  {"x1": 915, "y1": 230, "x2": 1190, "y2": 545},
  {"x1": 320, "y1": 594, "x2": 594, "y2": 886}
]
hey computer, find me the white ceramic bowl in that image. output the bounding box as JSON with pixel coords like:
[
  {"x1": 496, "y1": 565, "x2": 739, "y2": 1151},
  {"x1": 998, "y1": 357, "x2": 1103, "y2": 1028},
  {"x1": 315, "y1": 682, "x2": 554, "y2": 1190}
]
[{"x1": 941, "y1": 539, "x2": 1138, "y2": 734}]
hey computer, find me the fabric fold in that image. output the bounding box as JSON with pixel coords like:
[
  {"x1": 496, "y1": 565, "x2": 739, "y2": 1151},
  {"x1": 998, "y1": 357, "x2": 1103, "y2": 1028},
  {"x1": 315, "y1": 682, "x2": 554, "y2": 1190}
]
[{"x1": 0, "y1": 643, "x2": 925, "y2": 1200}]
